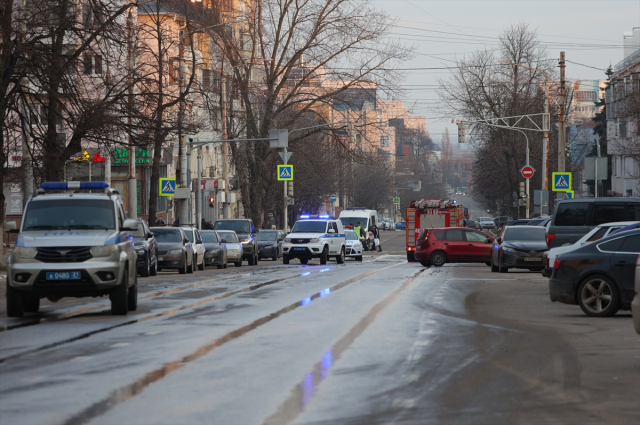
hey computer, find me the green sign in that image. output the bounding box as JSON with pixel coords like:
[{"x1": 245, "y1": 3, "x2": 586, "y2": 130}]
[
  {"x1": 393, "y1": 197, "x2": 400, "y2": 205},
  {"x1": 114, "y1": 148, "x2": 150, "y2": 165}
]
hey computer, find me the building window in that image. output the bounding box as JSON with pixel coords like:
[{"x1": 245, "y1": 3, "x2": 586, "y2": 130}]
[
  {"x1": 380, "y1": 136, "x2": 389, "y2": 147},
  {"x1": 463, "y1": 172, "x2": 467, "y2": 178},
  {"x1": 83, "y1": 54, "x2": 102, "y2": 75},
  {"x1": 455, "y1": 163, "x2": 458, "y2": 170}
]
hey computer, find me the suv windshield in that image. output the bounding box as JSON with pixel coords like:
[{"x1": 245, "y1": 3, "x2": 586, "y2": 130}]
[
  {"x1": 504, "y1": 227, "x2": 546, "y2": 242},
  {"x1": 218, "y1": 231, "x2": 238, "y2": 243},
  {"x1": 23, "y1": 199, "x2": 115, "y2": 230},
  {"x1": 258, "y1": 231, "x2": 277, "y2": 241},
  {"x1": 340, "y1": 217, "x2": 367, "y2": 228},
  {"x1": 132, "y1": 224, "x2": 145, "y2": 237},
  {"x1": 214, "y1": 221, "x2": 251, "y2": 233},
  {"x1": 292, "y1": 221, "x2": 327, "y2": 233},
  {"x1": 200, "y1": 232, "x2": 219, "y2": 243},
  {"x1": 151, "y1": 228, "x2": 182, "y2": 242}
]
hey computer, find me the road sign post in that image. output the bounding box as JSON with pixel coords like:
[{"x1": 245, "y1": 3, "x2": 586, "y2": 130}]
[
  {"x1": 159, "y1": 178, "x2": 176, "y2": 197},
  {"x1": 277, "y1": 165, "x2": 294, "y2": 181},
  {"x1": 552, "y1": 172, "x2": 572, "y2": 192}
]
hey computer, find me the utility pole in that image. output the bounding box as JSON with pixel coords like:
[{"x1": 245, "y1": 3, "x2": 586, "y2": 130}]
[
  {"x1": 221, "y1": 76, "x2": 229, "y2": 219},
  {"x1": 558, "y1": 51, "x2": 567, "y2": 201},
  {"x1": 542, "y1": 74, "x2": 549, "y2": 191},
  {"x1": 178, "y1": 27, "x2": 188, "y2": 224},
  {"x1": 197, "y1": 146, "x2": 202, "y2": 228},
  {"x1": 283, "y1": 145, "x2": 289, "y2": 231},
  {"x1": 127, "y1": 10, "x2": 137, "y2": 219}
]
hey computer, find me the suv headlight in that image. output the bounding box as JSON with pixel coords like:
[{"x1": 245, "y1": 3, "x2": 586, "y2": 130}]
[
  {"x1": 284, "y1": 238, "x2": 291, "y2": 243},
  {"x1": 14, "y1": 247, "x2": 37, "y2": 259},
  {"x1": 309, "y1": 238, "x2": 320, "y2": 243},
  {"x1": 90, "y1": 245, "x2": 118, "y2": 257},
  {"x1": 168, "y1": 249, "x2": 182, "y2": 255}
]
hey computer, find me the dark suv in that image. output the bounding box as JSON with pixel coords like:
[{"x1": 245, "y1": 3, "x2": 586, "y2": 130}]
[
  {"x1": 547, "y1": 199, "x2": 640, "y2": 248},
  {"x1": 213, "y1": 219, "x2": 259, "y2": 265}
]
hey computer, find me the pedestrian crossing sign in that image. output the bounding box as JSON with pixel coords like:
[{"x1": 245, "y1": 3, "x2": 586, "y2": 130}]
[
  {"x1": 277, "y1": 164, "x2": 294, "y2": 181},
  {"x1": 159, "y1": 178, "x2": 176, "y2": 196},
  {"x1": 552, "y1": 172, "x2": 572, "y2": 192},
  {"x1": 393, "y1": 197, "x2": 400, "y2": 205},
  {"x1": 566, "y1": 190, "x2": 574, "y2": 199}
]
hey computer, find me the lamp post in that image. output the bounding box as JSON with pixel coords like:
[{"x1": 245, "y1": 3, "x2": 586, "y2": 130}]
[{"x1": 500, "y1": 61, "x2": 550, "y2": 192}]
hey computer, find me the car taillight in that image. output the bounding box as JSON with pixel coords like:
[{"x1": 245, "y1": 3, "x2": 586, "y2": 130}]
[
  {"x1": 553, "y1": 259, "x2": 561, "y2": 269},
  {"x1": 546, "y1": 234, "x2": 556, "y2": 247},
  {"x1": 424, "y1": 231, "x2": 430, "y2": 240}
]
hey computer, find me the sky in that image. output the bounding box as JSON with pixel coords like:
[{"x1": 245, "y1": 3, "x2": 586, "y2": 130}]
[{"x1": 372, "y1": 0, "x2": 640, "y2": 142}]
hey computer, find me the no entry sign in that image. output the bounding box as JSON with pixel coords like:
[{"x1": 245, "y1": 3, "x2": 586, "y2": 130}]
[{"x1": 520, "y1": 165, "x2": 535, "y2": 179}]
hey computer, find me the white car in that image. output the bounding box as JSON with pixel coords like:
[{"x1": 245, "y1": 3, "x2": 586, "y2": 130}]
[
  {"x1": 216, "y1": 230, "x2": 243, "y2": 267},
  {"x1": 182, "y1": 227, "x2": 206, "y2": 271},
  {"x1": 282, "y1": 218, "x2": 346, "y2": 265},
  {"x1": 345, "y1": 230, "x2": 363, "y2": 261},
  {"x1": 478, "y1": 217, "x2": 496, "y2": 230},
  {"x1": 541, "y1": 221, "x2": 638, "y2": 278}
]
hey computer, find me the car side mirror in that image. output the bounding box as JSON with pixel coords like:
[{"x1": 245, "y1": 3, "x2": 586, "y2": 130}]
[
  {"x1": 5, "y1": 221, "x2": 18, "y2": 233},
  {"x1": 122, "y1": 219, "x2": 139, "y2": 231},
  {"x1": 196, "y1": 239, "x2": 203, "y2": 244},
  {"x1": 184, "y1": 238, "x2": 190, "y2": 244},
  {"x1": 221, "y1": 239, "x2": 227, "y2": 243},
  {"x1": 496, "y1": 237, "x2": 502, "y2": 244},
  {"x1": 147, "y1": 232, "x2": 154, "y2": 239},
  {"x1": 254, "y1": 228, "x2": 259, "y2": 233}
]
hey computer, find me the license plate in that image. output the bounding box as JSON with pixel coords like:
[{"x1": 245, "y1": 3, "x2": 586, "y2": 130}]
[
  {"x1": 158, "y1": 256, "x2": 164, "y2": 261},
  {"x1": 524, "y1": 257, "x2": 541, "y2": 262},
  {"x1": 46, "y1": 271, "x2": 81, "y2": 280},
  {"x1": 293, "y1": 247, "x2": 306, "y2": 251}
]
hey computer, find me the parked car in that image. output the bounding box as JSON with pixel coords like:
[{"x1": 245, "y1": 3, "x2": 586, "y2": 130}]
[
  {"x1": 632, "y1": 254, "x2": 640, "y2": 334},
  {"x1": 345, "y1": 230, "x2": 364, "y2": 261},
  {"x1": 541, "y1": 221, "x2": 637, "y2": 278},
  {"x1": 414, "y1": 228, "x2": 494, "y2": 267},
  {"x1": 527, "y1": 217, "x2": 551, "y2": 227},
  {"x1": 464, "y1": 219, "x2": 477, "y2": 229},
  {"x1": 490, "y1": 226, "x2": 548, "y2": 273},
  {"x1": 395, "y1": 221, "x2": 406, "y2": 230},
  {"x1": 200, "y1": 230, "x2": 227, "y2": 269},
  {"x1": 506, "y1": 219, "x2": 530, "y2": 226},
  {"x1": 547, "y1": 198, "x2": 640, "y2": 248},
  {"x1": 478, "y1": 217, "x2": 497, "y2": 230},
  {"x1": 133, "y1": 219, "x2": 158, "y2": 277},
  {"x1": 216, "y1": 230, "x2": 243, "y2": 267},
  {"x1": 257, "y1": 230, "x2": 285, "y2": 261},
  {"x1": 549, "y1": 229, "x2": 640, "y2": 317},
  {"x1": 213, "y1": 219, "x2": 259, "y2": 265},
  {"x1": 150, "y1": 227, "x2": 195, "y2": 274},
  {"x1": 182, "y1": 226, "x2": 206, "y2": 271}
]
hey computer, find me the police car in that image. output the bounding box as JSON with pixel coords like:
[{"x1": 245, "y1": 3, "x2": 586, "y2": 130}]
[
  {"x1": 345, "y1": 229, "x2": 363, "y2": 261},
  {"x1": 5, "y1": 182, "x2": 139, "y2": 317},
  {"x1": 282, "y1": 215, "x2": 346, "y2": 265}
]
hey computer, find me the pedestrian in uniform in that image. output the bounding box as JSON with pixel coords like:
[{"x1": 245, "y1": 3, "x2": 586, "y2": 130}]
[{"x1": 372, "y1": 224, "x2": 381, "y2": 252}]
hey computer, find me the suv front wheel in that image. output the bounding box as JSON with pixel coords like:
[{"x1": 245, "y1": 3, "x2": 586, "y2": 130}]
[{"x1": 110, "y1": 269, "x2": 129, "y2": 315}]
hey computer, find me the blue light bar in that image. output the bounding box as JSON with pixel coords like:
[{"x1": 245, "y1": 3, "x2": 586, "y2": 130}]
[
  {"x1": 318, "y1": 214, "x2": 330, "y2": 219},
  {"x1": 300, "y1": 215, "x2": 311, "y2": 219},
  {"x1": 41, "y1": 181, "x2": 109, "y2": 191}
]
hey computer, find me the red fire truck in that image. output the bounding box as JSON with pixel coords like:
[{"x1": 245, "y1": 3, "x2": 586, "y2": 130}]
[{"x1": 405, "y1": 199, "x2": 468, "y2": 262}]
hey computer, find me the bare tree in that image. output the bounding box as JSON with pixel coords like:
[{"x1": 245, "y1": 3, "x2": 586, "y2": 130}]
[
  {"x1": 437, "y1": 23, "x2": 559, "y2": 217},
  {"x1": 195, "y1": 0, "x2": 412, "y2": 225}
]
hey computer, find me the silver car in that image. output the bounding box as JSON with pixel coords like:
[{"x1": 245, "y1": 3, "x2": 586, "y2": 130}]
[
  {"x1": 5, "y1": 181, "x2": 138, "y2": 317},
  {"x1": 217, "y1": 230, "x2": 243, "y2": 267},
  {"x1": 182, "y1": 226, "x2": 206, "y2": 271},
  {"x1": 478, "y1": 217, "x2": 497, "y2": 230},
  {"x1": 345, "y1": 230, "x2": 363, "y2": 261}
]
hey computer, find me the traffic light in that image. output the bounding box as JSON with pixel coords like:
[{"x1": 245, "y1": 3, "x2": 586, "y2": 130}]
[
  {"x1": 457, "y1": 122, "x2": 465, "y2": 143},
  {"x1": 208, "y1": 196, "x2": 214, "y2": 208}
]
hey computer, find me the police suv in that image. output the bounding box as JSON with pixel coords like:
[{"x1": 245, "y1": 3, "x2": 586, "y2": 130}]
[
  {"x1": 5, "y1": 182, "x2": 139, "y2": 317},
  {"x1": 282, "y1": 215, "x2": 346, "y2": 265}
]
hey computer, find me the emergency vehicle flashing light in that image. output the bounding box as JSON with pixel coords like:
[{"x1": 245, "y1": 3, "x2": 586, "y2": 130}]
[{"x1": 41, "y1": 181, "x2": 109, "y2": 191}]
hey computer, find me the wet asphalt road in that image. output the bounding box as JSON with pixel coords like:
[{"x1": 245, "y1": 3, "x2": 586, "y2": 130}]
[{"x1": 0, "y1": 230, "x2": 638, "y2": 425}]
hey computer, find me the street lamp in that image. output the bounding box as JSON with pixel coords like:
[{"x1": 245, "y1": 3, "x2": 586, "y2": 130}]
[{"x1": 499, "y1": 61, "x2": 550, "y2": 192}]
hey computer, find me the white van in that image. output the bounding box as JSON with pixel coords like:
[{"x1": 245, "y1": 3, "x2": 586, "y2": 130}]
[{"x1": 338, "y1": 208, "x2": 378, "y2": 250}]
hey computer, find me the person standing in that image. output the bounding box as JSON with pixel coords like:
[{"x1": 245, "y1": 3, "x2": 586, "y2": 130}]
[
  {"x1": 156, "y1": 215, "x2": 166, "y2": 226},
  {"x1": 372, "y1": 224, "x2": 381, "y2": 252}
]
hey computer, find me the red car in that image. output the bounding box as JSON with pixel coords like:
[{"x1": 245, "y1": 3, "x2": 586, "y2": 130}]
[{"x1": 414, "y1": 228, "x2": 495, "y2": 267}]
